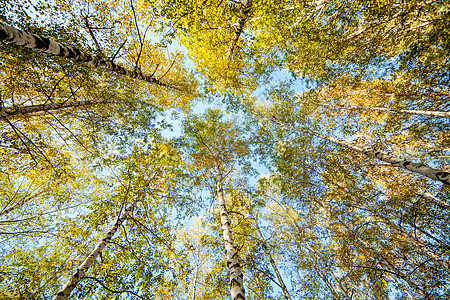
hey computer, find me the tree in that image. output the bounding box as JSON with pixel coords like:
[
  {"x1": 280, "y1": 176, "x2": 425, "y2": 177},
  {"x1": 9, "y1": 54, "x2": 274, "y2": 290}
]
[
  {"x1": 1, "y1": 1, "x2": 450, "y2": 299},
  {"x1": 182, "y1": 109, "x2": 251, "y2": 300}
]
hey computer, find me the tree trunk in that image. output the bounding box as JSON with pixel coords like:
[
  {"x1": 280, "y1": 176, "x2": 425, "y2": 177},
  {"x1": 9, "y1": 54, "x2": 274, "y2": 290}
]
[
  {"x1": 271, "y1": 117, "x2": 450, "y2": 184},
  {"x1": 52, "y1": 199, "x2": 138, "y2": 300},
  {"x1": 0, "y1": 191, "x2": 46, "y2": 217},
  {"x1": 323, "y1": 103, "x2": 450, "y2": 118},
  {"x1": 332, "y1": 181, "x2": 450, "y2": 272},
  {"x1": 227, "y1": 0, "x2": 252, "y2": 57},
  {"x1": 420, "y1": 190, "x2": 450, "y2": 209},
  {"x1": 216, "y1": 179, "x2": 245, "y2": 300},
  {"x1": 335, "y1": 217, "x2": 429, "y2": 299},
  {"x1": 354, "y1": 231, "x2": 429, "y2": 299},
  {"x1": 0, "y1": 99, "x2": 115, "y2": 119},
  {"x1": 0, "y1": 23, "x2": 174, "y2": 89},
  {"x1": 253, "y1": 219, "x2": 292, "y2": 300}
]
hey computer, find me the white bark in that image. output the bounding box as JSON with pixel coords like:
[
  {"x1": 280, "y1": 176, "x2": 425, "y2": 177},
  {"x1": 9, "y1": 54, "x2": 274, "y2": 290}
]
[
  {"x1": 216, "y1": 180, "x2": 245, "y2": 300},
  {"x1": 325, "y1": 103, "x2": 450, "y2": 118},
  {"x1": 52, "y1": 200, "x2": 137, "y2": 300},
  {"x1": 336, "y1": 217, "x2": 429, "y2": 299},
  {"x1": 0, "y1": 191, "x2": 45, "y2": 217},
  {"x1": 271, "y1": 117, "x2": 450, "y2": 185},
  {"x1": 253, "y1": 220, "x2": 292, "y2": 300},
  {"x1": 0, "y1": 99, "x2": 114, "y2": 120},
  {"x1": 334, "y1": 183, "x2": 450, "y2": 272},
  {"x1": 0, "y1": 23, "x2": 173, "y2": 89},
  {"x1": 227, "y1": 0, "x2": 252, "y2": 57}
]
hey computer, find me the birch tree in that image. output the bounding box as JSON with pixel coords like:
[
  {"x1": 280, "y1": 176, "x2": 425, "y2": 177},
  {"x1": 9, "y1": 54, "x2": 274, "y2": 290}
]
[
  {"x1": 0, "y1": 23, "x2": 175, "y2": 89},
  {"x1": 183, "y1": 109, "x2": 251, "y2": 300},
  {"x1": 271, "y1": 115, "x2": 450, "y2": 185}
]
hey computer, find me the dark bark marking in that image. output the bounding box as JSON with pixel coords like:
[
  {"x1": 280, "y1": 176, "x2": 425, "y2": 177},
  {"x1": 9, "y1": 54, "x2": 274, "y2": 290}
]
[
  {"x1": 0, "y1": 28, "x2": 7, "y2": 41},
  {"x1": 234, "y1": 294, "x2": 245, "y2": 300},
  {"x1": 57, "y1": 292, "x2": 65, "y2": 296},
  {"x1": 436, "y1": 172, "x2": 450, "y2": 184},
  {"x1": 230, "y1": 278, "x2": 241, "y2": 288},
  {"x1": 33, "y1": 34, "x2": 51, "y2": 50},
  {"x1": 229, "y1": 262, "x2": 241, "y2": 270}
]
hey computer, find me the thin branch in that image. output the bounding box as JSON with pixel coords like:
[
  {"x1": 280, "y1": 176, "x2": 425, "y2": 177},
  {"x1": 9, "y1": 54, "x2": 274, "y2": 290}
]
[
  {"x1": 83, "y1": 16, "x2": 104, "y2": 57},
  {"x1": 82, "y1": 276, "x2": 149, "y2": 300}
]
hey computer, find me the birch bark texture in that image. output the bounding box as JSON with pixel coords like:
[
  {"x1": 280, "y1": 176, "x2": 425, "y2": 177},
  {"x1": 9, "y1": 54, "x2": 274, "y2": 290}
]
[
  {"x1": 320, "y1": 103, "x2": 450, "y2": 118},
  {"x1": 227, "y1": 0, "x2": 252, "y2": 57},
  {"x1": 52, "y1": 200, "x2": 137, "y2": 300},
  {"x1": 271, "y1": 117, "x2": 450, "y2": 184},
  {"x1": 0, "y1": 99, "x2": 115, "y2": 120},
  {"x1": 216, "y1": 179, "x2": 245, "y2": 300},
  {"x1": 339, "y1": 106, "x2": 450, "y2": 118},
  {"x1": 253, "y1": 221, "x2": 292, "y2": 300},
  {"x1": 0, "y1": 23, "x2": 172, "y2": 88},
  {"x1": 332, "y1": 181, "x2": 450, "y2": 272}
]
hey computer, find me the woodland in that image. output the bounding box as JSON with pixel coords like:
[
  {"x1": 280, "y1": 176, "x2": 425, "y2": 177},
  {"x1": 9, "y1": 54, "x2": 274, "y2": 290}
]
[{"x1": 0, "y1": 0, "x2": 449, "y2": 299}]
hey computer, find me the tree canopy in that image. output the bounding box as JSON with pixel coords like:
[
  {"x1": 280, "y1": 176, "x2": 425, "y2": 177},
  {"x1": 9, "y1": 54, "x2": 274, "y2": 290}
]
[{"x1": 1, "y1": 1, "x2": 449, "y2": 299}]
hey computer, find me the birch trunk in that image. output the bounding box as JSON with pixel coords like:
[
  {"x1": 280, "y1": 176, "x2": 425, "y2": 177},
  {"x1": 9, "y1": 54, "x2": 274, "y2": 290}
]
[
  {"x1": 420, "y1": 190, "x2": 450, "y2": 209},
  {"x1": 227, "y1": 0, "x2": 252, "y2": 57},
  {"x1": 0, "y1": 99, "x2": 114, "y2": 119},
  {"x1": 52, "y1": 200, "x2": 137, "y2": 300},
  {"x1": 354, "y1": 233, "x2": 429, "y2": 299},
  {"x1": 0, "y1": 23, "x2": 173, "y2": 89},
  {"x1": 322, "y1": 103, "x2": 450, "y2": 118},
  {"x1": 253, "y1": 220, "x2": 292, "y2": 300},
  {"x1": 216, "y1": 179, "x2": 245, "y2": 300},
  {"x1": 271, "y1": 117, "x2": 450, "y2": 185},
  {"x1": 336, "y1": 218, "x2": 429, "y2": 299},
  {"x1": 0, "y1": 191, "x2": 45, "y2": 217},
  {"x1": 333, "y1": 182, "x2": 450, "y2": 272}
]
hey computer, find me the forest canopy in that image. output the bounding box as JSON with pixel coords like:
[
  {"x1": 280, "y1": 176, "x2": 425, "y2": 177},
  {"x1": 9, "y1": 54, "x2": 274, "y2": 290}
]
[{"x1": 0, "y1": 0, "x2": 449, "y2": 299}]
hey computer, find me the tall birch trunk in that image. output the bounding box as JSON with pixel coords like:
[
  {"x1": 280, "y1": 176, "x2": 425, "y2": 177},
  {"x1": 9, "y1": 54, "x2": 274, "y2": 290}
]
[
  {"x1": 0, "y1": 99, "x2": 114, "y2": 119},
  {"x1": 420, "y1": 190, "x2": 450, "y2": 209},
  {"x1": 0, "y1": 191, "x2": 45, "y2": 217},
  {"x1": 252, "y1": 219, "x2": 292, "y2": 300},
  {"x1": 354, "y1": 231, "x2": 429, "y2": 299},
  {"x1": 333, "y1": 182, "x2": 450, "y2": 272},
  {"x1": 271, "y1": 117, "x2": 450, "y2": 185},
  {"x1": 336, "y1": 218, "x2": 429, "y2": 299},
  {"x1": 216, "y1": 179, "x2": 245, "y2": 300},
  {"x1": 52, "y1": 200, "x2": 138, "y2": 300},
  {"x1": 0, "y1": 23, "x2": 173, "y2": 89},
  {"x1": 227, "y1": 0, "x2": 252, "y2": 57},
  {"x1": 322, "y1": 103, "x2": 450, "y2": 118}
]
